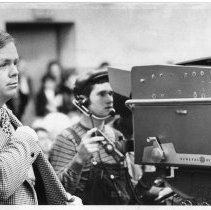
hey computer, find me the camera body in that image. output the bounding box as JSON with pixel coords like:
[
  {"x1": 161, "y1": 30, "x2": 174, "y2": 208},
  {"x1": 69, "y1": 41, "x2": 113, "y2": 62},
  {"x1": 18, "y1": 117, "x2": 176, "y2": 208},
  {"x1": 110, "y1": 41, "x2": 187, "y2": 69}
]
[
  {"x1": 108, "y1": 64, "x2": 211, "y2": 204},
  {"x1": 130, "y1": 65, "x2": 211, "y2": 167}
]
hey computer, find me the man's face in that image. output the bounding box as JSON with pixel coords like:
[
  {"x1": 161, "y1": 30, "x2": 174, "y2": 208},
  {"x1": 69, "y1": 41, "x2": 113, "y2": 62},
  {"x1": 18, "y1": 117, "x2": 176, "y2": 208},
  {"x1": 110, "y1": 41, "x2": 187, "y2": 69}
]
[
  {"x1": 0, "y1": 42, "x2": 19, "y2": 104},
  {"x1": 88, "y1": 82, "x2": 114, "y2": 118}
]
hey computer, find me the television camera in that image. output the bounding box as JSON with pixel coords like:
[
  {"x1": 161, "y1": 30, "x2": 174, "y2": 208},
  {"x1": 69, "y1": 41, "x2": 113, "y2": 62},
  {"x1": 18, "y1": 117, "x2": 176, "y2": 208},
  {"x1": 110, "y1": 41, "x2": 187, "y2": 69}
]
[{"x1": 108, "y1": 59, "x2": 211, "y2": 205}]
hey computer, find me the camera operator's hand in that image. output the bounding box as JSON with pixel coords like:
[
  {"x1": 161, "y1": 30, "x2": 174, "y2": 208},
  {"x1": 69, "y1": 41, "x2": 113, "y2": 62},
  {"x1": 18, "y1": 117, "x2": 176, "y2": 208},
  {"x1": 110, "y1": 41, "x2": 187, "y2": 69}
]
[{"x1": 76, "y1": 128, "x2": 104, "y2": 164}]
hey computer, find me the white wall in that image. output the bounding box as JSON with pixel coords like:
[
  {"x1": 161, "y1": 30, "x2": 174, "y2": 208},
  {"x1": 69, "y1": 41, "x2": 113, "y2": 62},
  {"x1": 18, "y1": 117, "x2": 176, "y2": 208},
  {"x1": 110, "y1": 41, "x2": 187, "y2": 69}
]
[{"x1": 1, "y1": 3, "x2": 211, "y2": 71}]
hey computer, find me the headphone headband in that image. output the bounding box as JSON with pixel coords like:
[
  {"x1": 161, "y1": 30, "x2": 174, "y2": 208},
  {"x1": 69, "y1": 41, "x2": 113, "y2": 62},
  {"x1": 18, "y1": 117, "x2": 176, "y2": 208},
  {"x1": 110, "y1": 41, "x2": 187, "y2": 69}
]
[{"x1": 73, "y1": 70, "x2": 108, "y2": 98}]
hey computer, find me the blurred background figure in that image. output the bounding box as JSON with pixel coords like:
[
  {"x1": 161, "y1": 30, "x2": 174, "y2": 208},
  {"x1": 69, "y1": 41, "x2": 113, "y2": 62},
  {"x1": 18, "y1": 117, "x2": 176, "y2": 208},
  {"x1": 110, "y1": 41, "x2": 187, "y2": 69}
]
[
  {"x1": 58, "y1": 69, "x2": 78, "y2": 115},
  {"x1": 96, "y1": 61, "x2": 110, "y2": 71},
  {"x1": 34, "y1": 127, "x2": 53, "y2": 159},
  {"x1": 17, "y1": 58, "x2": 34, "y2": 119},
  {"x1": 32, "y1": 110, "x2": 78, "y2": 142},
  {"x1": 46, "y1": 60, "x2": 63, "y2": 91},
  {"x1": 36, "y1": 60, "x2": 79, "y2": 117},
  {"x1": 33, "y1": 62, "x2": 81, "y2": 141},
  {"x1": 6, "y1": 58, "x2": 33, "y2": 121},
  {"x1": 112, "y1": 93, "x2": 133, "y2": 140},
  {"x1": 35, "y1": 74, "x2": 63, "y2": 117}
]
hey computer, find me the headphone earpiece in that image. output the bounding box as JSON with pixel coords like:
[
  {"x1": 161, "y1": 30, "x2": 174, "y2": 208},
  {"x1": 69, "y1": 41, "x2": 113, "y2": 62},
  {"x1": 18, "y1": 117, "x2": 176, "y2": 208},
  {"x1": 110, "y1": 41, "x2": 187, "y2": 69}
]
[{"x1": 77, "y1": 95, "x2": 89, "y2": 107}]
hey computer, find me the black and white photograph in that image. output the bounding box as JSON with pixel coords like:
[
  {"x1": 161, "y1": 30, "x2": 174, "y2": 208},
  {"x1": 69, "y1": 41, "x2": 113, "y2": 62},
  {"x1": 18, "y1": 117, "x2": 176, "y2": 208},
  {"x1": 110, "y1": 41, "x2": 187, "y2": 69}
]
[{"x1": 0, "y1": 1, "x2": 211, "y2": 208}]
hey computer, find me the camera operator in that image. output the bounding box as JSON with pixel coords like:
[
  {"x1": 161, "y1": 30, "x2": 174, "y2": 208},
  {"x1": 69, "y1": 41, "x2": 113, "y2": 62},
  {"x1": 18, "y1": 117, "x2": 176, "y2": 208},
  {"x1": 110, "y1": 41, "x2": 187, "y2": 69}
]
[{"x1": 49, "y1": 70, "x2": 138, "y2": 205}]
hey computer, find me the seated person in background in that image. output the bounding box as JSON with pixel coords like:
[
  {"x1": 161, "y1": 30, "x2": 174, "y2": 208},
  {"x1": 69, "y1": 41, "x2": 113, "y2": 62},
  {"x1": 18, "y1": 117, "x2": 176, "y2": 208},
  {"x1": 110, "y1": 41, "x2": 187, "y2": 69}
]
[
  {"x1": 58, "y1": 70, "x2": 79, "y2": 115},
  {"x1": 35, "y1": 74, "x2": 62, "y2": 117},
  {"x1": 49, "y1": 70, "x2": 138, "y2": 205},
  {"x1": 46, "y1": 60, "x2": 63, "y2": 90},
  {"x1": 32, "y1": 112, "x2": 79, "y2": 143},
  {"x1": 34, "y1": 127, "x2": 53, "y2": 159}
]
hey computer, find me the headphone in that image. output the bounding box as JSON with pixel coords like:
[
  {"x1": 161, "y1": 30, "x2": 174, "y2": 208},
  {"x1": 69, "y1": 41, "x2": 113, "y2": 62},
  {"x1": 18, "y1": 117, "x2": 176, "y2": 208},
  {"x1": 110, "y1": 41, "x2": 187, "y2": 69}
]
[
  {"x1": 76, "y1": 95, "x2": 89, "y2": 107},
  {"x1": 73, "y1": 70, "x2": 116, "y2": 120},
  {"x1": 73, "y1": 96, "x2": 115, "y2": 120}
]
